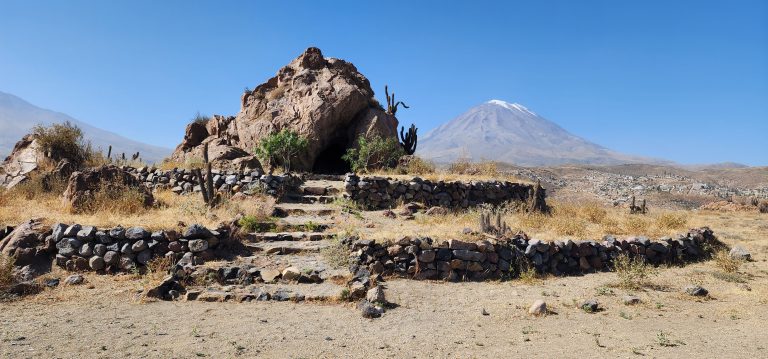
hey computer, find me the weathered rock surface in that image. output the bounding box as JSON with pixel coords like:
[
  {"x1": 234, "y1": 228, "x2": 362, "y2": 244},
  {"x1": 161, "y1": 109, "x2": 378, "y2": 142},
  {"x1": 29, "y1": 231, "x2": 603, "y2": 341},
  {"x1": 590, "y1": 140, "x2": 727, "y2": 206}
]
[
  {"x1": 170, "y1": 47, "x2": 398, "y2": 172},
  {"x1": 0, "y1": 134, "x2": 43, "y2": 189},
  {"x1": 62, "y1": 165, "x2": 153, "y2": 210},
  {"x1": 0, "y1": 219, "x2": 52, "y2": 276}
]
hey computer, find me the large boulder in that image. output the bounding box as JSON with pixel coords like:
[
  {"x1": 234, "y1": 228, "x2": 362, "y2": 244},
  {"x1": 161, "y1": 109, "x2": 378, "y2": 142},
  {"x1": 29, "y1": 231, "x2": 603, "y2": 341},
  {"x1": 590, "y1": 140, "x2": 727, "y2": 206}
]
[
  {"x1": 170, "y1": 47, "x2": 399, "y2": 172},
  {"x1": 0, "y1": 135, "x2": 43, "y2": 189},
  {"x1": 0, "y1": 219, "x2": 53, "y2": 277},
  {"x1": 62, "y1": 165, "x2": 154, "y2": 210}
]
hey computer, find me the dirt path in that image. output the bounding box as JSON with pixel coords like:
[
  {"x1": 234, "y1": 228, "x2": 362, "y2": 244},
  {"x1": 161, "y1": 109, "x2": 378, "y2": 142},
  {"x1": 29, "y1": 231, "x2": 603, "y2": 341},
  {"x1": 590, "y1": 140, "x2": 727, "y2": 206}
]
[{"x1": 2, "y1": 257, "x2": 766, "y2": 358}]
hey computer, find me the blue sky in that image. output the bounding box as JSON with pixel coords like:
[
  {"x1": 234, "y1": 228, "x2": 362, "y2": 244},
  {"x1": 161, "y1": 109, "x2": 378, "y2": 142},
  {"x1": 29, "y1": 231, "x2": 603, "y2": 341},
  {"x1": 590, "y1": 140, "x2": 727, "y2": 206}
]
[{"x1": 1, "y1": 0, "x2": 766, "y2": 165}]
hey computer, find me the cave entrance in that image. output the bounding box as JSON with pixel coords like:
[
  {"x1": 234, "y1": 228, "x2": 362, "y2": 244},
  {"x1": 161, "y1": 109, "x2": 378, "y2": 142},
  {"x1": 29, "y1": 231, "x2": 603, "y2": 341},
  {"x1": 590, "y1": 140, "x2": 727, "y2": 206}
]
[{"x1": 312, "y1": 142, "x2": 351, "y2": 174}]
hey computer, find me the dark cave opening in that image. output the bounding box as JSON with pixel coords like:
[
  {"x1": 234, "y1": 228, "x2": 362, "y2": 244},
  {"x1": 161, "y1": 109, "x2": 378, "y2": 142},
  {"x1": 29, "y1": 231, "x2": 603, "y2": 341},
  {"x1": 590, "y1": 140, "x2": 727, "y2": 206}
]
[{"x1": 312, "y1": 142, "x2": 351, "y2": 174}]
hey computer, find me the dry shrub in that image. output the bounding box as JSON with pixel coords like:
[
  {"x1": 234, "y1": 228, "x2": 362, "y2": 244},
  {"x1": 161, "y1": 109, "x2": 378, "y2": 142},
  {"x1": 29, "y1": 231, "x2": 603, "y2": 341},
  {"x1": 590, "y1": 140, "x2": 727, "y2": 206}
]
[
  {"x1": 157, "y1": 157, "x2": 205, "y2": 171},
  {"x1": 600, "y1": 217, "x2": 623, "y2": 235},
  {"x1": 582, "y1": 203, "x2": 608, "y2": 224},
  {"x1": 402, "y1": 156, "x2": 435, "y2": 175},
  {"x1": 623, "y1": 216, "x2": 650, "y2": 235},
  {"x1": 73, "y1": 182, "x2": 150, "y2": 215},
  {"x1": 613, "y1": 254, "x2": 656, "y2": 290},
  {"x1": 33, "y1": 121, "x2": 93, "y2": 166},
  {"x1": 0, "y1": 254, "x2": 14, "y2": 287},
  {"x1": 447, "y1": 157, "x2": 498, "y2": 177},
  {"x1": 656, "y1": 212, "x2": 688, "y2": 231},
  {"x1": 145, "y1": 255, "x2": 174, "y2": 277},
  {"x1": 8, "y1": 173, "x2": 67, "y2": 201},
  {"x1": 321, "y1": 234, "x2": 352, "y2": 269},
  {"x1": 516, "y1": 213, "x2": 548, "y2": 231},
  {"x1": 550, "y1": 216, "x2": 588, "y2": 237},
  {"x1": 713, "y1": 249, "x2": 742, "y2": 273}
]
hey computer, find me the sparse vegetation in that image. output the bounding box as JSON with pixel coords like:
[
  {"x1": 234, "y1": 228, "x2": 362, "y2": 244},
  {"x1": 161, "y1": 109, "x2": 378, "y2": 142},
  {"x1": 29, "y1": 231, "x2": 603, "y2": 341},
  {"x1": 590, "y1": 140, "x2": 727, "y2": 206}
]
[
  {"x1": 321, "y1": 234, "x2": 351, "y2": 269},
  {"x1": 447, "y1": 157, "x2": 499, "y2": 177},
  {"x1": 655, "y1": 212, "x2": 688, "y2": 230},
  {"x1": 71, "y1": 181, "x2": 151, "y2": 215},
  {"x1": 32, "y1": 121, "x2": 93, "y2": 167},
  {"x1": 254, "y1": 129, "x2": 309, "y2": 172},
  {"x1": 612, "y1": 254, "x2": 657, "y2": 290},
  {"x1": 343, "y1": 135, "x2": 404, "y2": 173},
  {"x1": 0, "y1": 254, "x2": 14, "y2": 288},
  {"x1": 191, "y1": 112, "x2": 210, "y2": 125},
  {"x1": 713, "y1": 249, "x2": 742, "y2": 273},
  {"x1": 398, "y1": 155, "x2": 435, "y2": 175}
]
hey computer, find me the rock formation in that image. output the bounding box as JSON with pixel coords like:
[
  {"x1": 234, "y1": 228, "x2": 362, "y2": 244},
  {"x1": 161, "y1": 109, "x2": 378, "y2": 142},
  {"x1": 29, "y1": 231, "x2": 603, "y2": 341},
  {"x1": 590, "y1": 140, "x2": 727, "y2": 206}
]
[
  {"x1": 0, "y1": 134, "x2": 43, "y2": 189},
  {"x1": 170, "y1": 47, "x2": 398, "y2": 173},
  {"x1": 62, "y1": 165, "x2": 154, "y2": 211}
]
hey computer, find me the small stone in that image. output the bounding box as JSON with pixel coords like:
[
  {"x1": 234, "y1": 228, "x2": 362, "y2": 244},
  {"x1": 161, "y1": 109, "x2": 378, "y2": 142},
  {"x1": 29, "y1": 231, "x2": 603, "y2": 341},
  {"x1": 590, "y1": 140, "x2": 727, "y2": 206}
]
[
  {"x1": 481, "y1": 308, "x2": 490, "y2": 316},
  {"x1": 131, "y1": 240, "x2": 148, "y2": 252},
  {"x1": 729, "y1": 246, "x2": 751, "y2": 261},
  {"x1": 260, "y1": 269, "x2": 281, "y2": 283},
  {"x1": 119, "y1": 256, "x2": 136, "y2": 271},
  {"x1": 183, "y1": 224, "x2": 212, "y2": 239},
  {"x1": 76, "y1": 226, "x2": 96, "y2": 241},
  {"x1": 45, "y1": 278, "x2": 60, "y2": 287},
  {"x1": 78, "y1": 242, "x2": 94, "y2": 257},
  {"x1": 282, "y1": 267, "x2": 301, "y2": 281},
  {"x1": 89, "y1": 256, "x2": 105, "y2": 270},
  {"x1": 93, "y1": 244, "x2": 107, "y2": 257},
  {"x1": 358, "y1": 300, "x2": 384, "y2": 318},
  {"x1": 51, "y1": 223, "x2": 67, "y2": 242},
  {"x1": 684, "y1": 285, "x2": 708, "y2": 297},
  {"x1": 580, "y1": 299, "x2": 600, "y2": 312},
  {"x1": 62, "y1": 224, "x2": 82, "y2": 238},
  {"x1": 103, "y1": 251, "x2": 119, "y2": 265},
  {"x1": 125, "y1": 227, "x2": 149, "y2": 240},
  {"x1": 623, "y1": 295, "x2": 641, "y2": 305},
  {"x1": 64, "y1": 274, "x2": 85, "y2": 285},
  {"x1": 56, "y1": 238, "x2": 82, "y2": 257},
  {"x1": 529, "y1": 299, "x2": 547, "y2": 316},
  {"x1": 109, "y1": 226, "x2": 126, "y2": 240},
  {"x1": 188, "y1": 239, "x2": 209, "y2": 253},
  {"x1": 366, "y1": 286, "x2": 386, "y2": 303}
]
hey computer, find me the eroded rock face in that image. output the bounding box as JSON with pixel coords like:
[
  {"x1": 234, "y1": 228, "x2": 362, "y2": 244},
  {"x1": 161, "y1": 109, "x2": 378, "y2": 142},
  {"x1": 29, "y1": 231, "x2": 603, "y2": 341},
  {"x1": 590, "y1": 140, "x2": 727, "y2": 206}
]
[
  {"x1": 0, "y1": 218, "x2": 53, "y2": 277},
  {"x1": 170, "y1": 47, "x2": 398, "y2": 172},
  {"x1": 62, "y1": 165, "x2": 154, "y2": 210},
  {"x1": 0, "y1": 135, "x2": 43, "y2": 189}
]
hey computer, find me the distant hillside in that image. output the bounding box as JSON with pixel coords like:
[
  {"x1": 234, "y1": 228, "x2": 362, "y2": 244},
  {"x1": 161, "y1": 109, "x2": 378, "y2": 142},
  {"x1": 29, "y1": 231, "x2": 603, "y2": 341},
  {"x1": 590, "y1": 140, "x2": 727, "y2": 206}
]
[
  {"x1": 0, "y1": 91, "x2": 171, "y2": 163},
  {"x1": 419, "y1": 100, "x2": 663, "y2": 166}
]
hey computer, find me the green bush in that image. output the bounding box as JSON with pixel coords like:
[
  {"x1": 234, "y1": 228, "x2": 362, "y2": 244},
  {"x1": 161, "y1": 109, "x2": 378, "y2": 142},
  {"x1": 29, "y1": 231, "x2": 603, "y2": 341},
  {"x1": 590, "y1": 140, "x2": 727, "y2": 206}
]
[
  {"x1": 32, "y1": 121, "x2": 92, "y2": 166},
  {"x1": 342, "y1": 135, "x2": 404, "y2": 173},
  {"x1": 254, "y1": 129, "x2": 308, "y2": 172}
]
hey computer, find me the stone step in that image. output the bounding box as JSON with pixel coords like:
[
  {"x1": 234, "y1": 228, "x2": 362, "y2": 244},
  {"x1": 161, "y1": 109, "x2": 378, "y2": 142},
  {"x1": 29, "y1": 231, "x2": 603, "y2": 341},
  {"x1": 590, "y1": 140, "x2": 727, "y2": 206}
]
[
  {"x1": 246, "y1": 240, "x2": 332, "y2": 254},
  {"x1": 244, "y1": 231, "x2": 334, "y2": 242},
  {"x1": 246, "y1": 219, "x2": 332, "y2": 232},
  {"x1": 189, "y1": 282, "x2": 345, "y2": 302},
  {"x1": 282, "y1": 193, "x2": 337, "y2": 204},
  {"x1": 273, "y1": 204, "x2": 336, "y2": 217}
]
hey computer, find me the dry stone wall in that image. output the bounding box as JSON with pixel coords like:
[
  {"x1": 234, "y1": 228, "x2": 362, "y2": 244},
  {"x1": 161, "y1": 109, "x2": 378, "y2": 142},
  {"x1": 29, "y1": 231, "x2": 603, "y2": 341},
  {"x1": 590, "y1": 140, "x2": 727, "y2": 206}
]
[
  {"x1": 122, "y1": 166, "x2": 302, "y2": 196},
  {"x1": 351, "y1": 227, "x2": 720, "y2": 281},
  {"x1": 51, "y1": 223, "x2": 228, "y2": 272},
  {"x1": 344, "y1": 174, "x2": 544, "y2": 210}
]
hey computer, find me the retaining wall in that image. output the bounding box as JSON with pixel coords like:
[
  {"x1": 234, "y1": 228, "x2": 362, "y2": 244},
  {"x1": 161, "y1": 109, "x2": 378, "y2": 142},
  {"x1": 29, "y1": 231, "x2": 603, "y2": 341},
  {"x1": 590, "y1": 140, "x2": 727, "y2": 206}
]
[
  {"x1": 343, "y1": 174, "x2": 546, "y2": 210},
  {"x1": 121, "y1": 167, "x2": 302, "y2": 196},
  {"x1": 351, "y1": 227, "x2": 720, "y2": 281}
]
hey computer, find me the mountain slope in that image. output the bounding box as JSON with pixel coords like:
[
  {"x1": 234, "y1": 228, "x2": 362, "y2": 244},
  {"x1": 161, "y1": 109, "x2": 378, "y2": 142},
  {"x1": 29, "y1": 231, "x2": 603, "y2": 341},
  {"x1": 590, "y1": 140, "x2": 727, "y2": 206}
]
[
  {"x1": 0, "y1": 91, "x2": 171, "y2": 163},
  {"x1": 419, "y1": 100, "x2": 659, "y2": 166}
]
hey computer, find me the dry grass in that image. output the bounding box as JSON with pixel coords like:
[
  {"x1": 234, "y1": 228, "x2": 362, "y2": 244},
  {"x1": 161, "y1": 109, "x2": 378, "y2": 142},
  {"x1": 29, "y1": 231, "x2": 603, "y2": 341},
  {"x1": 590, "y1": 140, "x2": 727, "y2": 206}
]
[
  {"x1": 713, "y1": 249, "x2": 742, "y2": 273},
  {"x1": 611, "y1": 254, "x2": 657, "y2": 290},
  {"x1": 0, "y1": 185, "x2": 275, "y2": 231},
  {"x1": 0, "y1": 254, "x2": 14, "y2": 287}
]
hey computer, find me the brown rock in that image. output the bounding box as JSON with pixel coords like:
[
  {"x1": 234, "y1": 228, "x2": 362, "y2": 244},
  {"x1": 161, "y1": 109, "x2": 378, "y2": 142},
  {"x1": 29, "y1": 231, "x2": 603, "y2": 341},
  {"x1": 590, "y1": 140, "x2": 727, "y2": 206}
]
[
  {"x1": 169, "y1": 47, "x2": 398, "y2": 172},
  {"x1": 62, "y1": 165, "x2": 153, "y2": 211}
]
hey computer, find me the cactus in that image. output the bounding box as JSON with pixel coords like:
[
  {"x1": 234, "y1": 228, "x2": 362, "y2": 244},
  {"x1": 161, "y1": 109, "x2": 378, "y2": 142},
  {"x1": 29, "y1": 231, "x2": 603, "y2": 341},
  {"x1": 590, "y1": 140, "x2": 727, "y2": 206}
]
[
  {"x1": 131, "y1": 152, "x2": 140, "y2": 161},
  {"x1": 106, "y1": 145, "x2": 112, "y2": 162},
  {"x1": 399, "y1": 124, "x2": 418, "y2": 155},
  {"x1": 194, "y1": 143, "x2": 218, "y2": 208},
  {"x1": 479, "y1": 210, "x2": 509, "y2": 237},
  {"x1": 385, "y1": 85, "x2": 409, "y2": 116}
]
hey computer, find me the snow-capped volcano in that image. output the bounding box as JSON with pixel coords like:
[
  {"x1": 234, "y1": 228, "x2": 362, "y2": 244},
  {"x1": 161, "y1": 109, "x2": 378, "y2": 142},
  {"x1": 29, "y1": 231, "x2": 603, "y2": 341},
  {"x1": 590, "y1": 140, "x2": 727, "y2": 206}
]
[{"x1": 418, "y1": 100, "x2": 655, "y2": 166}]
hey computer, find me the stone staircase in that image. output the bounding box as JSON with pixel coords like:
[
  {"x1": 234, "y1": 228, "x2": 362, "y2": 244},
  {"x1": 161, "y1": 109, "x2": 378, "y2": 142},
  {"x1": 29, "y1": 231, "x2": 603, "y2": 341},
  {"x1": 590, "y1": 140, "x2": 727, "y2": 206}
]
[{"x1": 184, "y1": 177, "x2": 350, "y2": 303}]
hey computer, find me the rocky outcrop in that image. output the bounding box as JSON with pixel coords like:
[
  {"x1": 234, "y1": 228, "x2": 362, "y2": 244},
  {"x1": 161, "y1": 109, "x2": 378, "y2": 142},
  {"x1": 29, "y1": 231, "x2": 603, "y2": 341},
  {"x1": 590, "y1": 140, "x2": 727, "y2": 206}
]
[
  {"x1": 62, "y1": 165, "x2": 154, "y2": 210},
  {"x1": 0, "y1": 218, "x2": 54, "y2": 278},
  {"x1": 170, "y1": 47, "x2": 398, "y2": 172},
  {"x1": 0, "y1": 134, "x2": 43, "y2": 189}
]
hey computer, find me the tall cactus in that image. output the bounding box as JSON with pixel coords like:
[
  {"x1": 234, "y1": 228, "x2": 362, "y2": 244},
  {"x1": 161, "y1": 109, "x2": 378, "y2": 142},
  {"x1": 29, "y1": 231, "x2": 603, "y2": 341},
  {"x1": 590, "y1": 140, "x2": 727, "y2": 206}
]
[
  {"x1": 399, "y1": 124, "x2": 418, "y2": 155},
  {"x1": 385, "y1": 85, "x2": 409, "y2": 116}
]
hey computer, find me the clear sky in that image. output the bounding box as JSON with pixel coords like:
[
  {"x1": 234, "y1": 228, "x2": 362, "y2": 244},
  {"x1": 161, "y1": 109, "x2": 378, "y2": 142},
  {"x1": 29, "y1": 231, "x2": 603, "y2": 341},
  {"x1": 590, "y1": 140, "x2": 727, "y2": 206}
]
[{"x1": 1, "y1": 0, "x2": 766, "y2": 165}]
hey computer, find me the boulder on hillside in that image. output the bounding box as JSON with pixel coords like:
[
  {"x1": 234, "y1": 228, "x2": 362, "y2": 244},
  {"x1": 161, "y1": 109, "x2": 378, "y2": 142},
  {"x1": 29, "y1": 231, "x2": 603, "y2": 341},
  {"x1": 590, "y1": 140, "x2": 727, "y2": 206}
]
[
  {"x1": 62, "y1": 165, "x2": 154, "y2": 211},
  {"x1": 170, "y1": 47, "x2": 399, "y2": 173},
  {"x1": 0, "y1": 134, "x2": 44, "y2": 189},
  {"x1": 0, "y1": 218, "x2": 53, "y2": 278}
]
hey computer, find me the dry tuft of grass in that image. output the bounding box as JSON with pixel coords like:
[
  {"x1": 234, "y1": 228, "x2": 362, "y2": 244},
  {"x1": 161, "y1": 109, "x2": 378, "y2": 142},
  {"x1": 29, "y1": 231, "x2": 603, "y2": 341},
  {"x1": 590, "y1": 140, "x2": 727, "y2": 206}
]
[
  {"x1": 655, "y1": 212, "x2": 688, "y2": 231},
  {"x1": 612, "y1": 254, "x2": 657, "y2": 290},
  {"x1": 713, "y1": 249, "x2": 742, "y2": 273},
  {"x1": 72, "y1": 182, "x2": 152, "y2": 215},
  {"x1": 0, "y1": 254, "x2": 14, "y2": 287}
]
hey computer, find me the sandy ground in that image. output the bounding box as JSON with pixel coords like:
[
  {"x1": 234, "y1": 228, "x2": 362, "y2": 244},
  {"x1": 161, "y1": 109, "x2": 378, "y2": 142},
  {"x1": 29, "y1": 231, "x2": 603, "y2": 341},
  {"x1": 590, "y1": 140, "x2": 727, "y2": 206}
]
[{"x1": 2, "y1": 254, "x2": 767, "y2": 358}]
